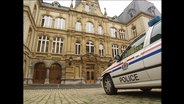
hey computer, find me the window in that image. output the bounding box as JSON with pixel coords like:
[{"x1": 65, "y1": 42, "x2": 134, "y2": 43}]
[
  {"x1": 128, "y1": 9, "x2": 136, "y2": 18},
  {"x1": 86, "y1": 22, "x2": 94, "y2": 33},
  {"x1": 110, "y1": 28, "x2": 117, "y2": 38},
  {"x1": 121, "y1": 46, "x2": 126, "y2": 53},
  {"x1": 132, "y1": 27, "x2": 137, "y2": 36},
  {"x1": 75, "y1": 41, "x2": 81, "y2": 55},
  {"x1": 52, "y1": 37, "x2": 63, "y2": 54},
  {"x1": 75, "y1": 21, "x2": 81, "y2": 31},
  {"x1": 99, "y1": 44, "x2": 104, "y2": 56},
  {"x1": 54, "y1": 18, "x2": 65, "y2": 29},
  {"x1": 90, "y1": 5, "x2": 94, "y2": 13},
  {"x1": 119, "y1": 30, "x2": 125, "y2": 39},
  {"x1": 98, "y1": 25, "x2": 103, "y2": 35},
  {"x1": 37, "y1": 36, "x2": 49, "y2": 52},
  {"x1": 122, "y1": 33, "x2": 146, "y2": 59},
  {"x1": 86, "y1": 41, "x2": 94, "y2": 54},
  {"x1": 52, "y1": 1, "x2": 60, "y2": 7},
  {"x1": 150, "y1": 22, "x2": 161, "y2": 44},
  {"x1": 148, "y1": 6, "x2": 156, "y2": 15},
  {"x1": 85, "y1": 4, "x2": 89, "y2": 12},
  {"x1": 112, "y1": 45, "x2": 119, "y2": 57},
  {"x1": 41, "y1": 15, "x2": 52, "y2": 28}
]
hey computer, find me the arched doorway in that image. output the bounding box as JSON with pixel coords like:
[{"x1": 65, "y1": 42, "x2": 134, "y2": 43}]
[
  {"x1": 49, "y1": 63, "x2": 62, "y2": 84},
  {"x1": 33, "y1": 62, "x2": 46, "y2": 84}
]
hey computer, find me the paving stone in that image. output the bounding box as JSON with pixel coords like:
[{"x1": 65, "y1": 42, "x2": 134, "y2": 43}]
[{"x1": 24, "y1": 87, "x2": 161, "y2": 104}]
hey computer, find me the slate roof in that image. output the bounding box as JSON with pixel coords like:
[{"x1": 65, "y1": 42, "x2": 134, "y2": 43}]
[
  {"x1": 117, "y1": 0, "x2": 161, "y2": 24},
  {"x1": 41, "y1": 0, "x2": 69, "y2": 10}
]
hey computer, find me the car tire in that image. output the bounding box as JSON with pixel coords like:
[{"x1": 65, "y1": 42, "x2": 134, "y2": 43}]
[{"x1": 103, "y1": 75, "x2": 117, "y2": 95}]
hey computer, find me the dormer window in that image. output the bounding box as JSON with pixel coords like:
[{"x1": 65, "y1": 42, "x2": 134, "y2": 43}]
[
  {"x1": 128, "y1": 9, "x2": 136, "y2": 18},
  {"x1": 85, "y1": 4, "x2": 95, "y2": 13},
  {"x1": 90, "y1": 5, "x2": 94, "y2": 13},
  {"x1": 148, "y1": 6, "x2": 156, "y2": 15},
  {"x1": 52, "y1": 1, "x2": 60, "y2": 7},
  {"x1": 85, "y1": 4, "x2": 89, "y2": 12}
]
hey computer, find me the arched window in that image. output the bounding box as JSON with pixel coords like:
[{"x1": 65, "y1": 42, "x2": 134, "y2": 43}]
[
  {"x1": 110, "y1": 27, "x2": 117, "y2": 38},
  {"x1": 99, "y1": 44, "x2": 104, "y2": 56},
  {"x1": 86, "y1": 41, "x2": 94, "y2": 54},
  {"x1": 86, "y1": 22, "x2": 94, "y2": 33},
  {"x1": 112, "y1": 44, "x2": 119, "y2": 57},
  {"x1": 52, "y1": 37, "x2": 64, "y2": 54},
  {"x1": 75, "y1": 41, "x2": 81, "y2": 55},
  {"x1": 75, "y1": 21, "x2": 81, "y2": 31},
  {"x1": 98, "y1": 25, "x2": 103, "y2": 35},
  {"x1": 54, "y1": 18, "x2": 65, "y2": 29},
  {"x1": 41, "y1": 15, "x2": 52, "y2": 28},
  {"x1": 37, "y1": 35, "x2": 49, "y2": 52}
]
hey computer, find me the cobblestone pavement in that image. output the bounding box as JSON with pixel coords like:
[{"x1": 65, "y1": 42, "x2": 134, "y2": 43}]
[{"x1": 24, "y1": 86, "x2": 161, "y2": 104}]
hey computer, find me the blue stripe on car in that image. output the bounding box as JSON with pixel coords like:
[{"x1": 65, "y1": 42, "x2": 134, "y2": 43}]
[{"x1": 106, "y1": 48, "x2": 161, "y2": 75}]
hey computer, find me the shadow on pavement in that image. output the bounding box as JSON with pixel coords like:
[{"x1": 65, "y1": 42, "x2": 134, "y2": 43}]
[
  {"x1": 116, "y1": 89, "x2": 161, "y2": 99},
  {"x1": 24, "y1": 84, "x2": 101, "y2": 89}
]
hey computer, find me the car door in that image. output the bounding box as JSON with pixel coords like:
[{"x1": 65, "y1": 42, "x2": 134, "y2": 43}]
[
  {"x1": 112, "y1": 32, "x2": 151, "y2": 88},
  {"x1": 143, "y1": 21, "x2": 161, "y2": 83}
]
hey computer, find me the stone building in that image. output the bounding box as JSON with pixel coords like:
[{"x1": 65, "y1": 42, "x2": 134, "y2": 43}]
[{"x1": 23, "y1": 0, "x2": 161, "y2": 85}]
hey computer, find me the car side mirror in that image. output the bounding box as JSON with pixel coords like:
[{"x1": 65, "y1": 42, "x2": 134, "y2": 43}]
[{"x1": 115, "y1": 55, "x2": 121, "y2": 62}]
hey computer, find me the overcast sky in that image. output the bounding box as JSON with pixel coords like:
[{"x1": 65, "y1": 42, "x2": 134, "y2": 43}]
[{"x1": 43, "y1": 0, "x2": 161, "y2": 17}]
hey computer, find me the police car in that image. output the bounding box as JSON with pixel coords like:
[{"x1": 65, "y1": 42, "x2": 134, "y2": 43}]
[{"x1": 101, "y1": 16, "x2": 161, "y2": 95}]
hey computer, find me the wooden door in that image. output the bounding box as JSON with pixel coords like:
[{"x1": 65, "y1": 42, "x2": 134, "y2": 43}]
[
  {"x1": 49, "y1": 63, "x2": 61, "y2": 84},
  {"x1": 33, "y1": 62, "x2": 46, "y2": 84},
  {"x1": 86, "y1": 70, "x2": 95, "y2": 84},
  {"x1": 86, "y1": 64, "x2": 95, "y2": 84}
]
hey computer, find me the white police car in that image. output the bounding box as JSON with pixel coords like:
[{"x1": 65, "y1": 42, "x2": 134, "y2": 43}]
[{"x1": 101, "y1": 16, "x2": 161, "y2": 95}]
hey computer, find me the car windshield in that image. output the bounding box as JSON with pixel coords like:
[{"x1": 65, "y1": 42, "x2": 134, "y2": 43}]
[{"x1": 121, "y1": 32, "x2": 146, "y2": 60}]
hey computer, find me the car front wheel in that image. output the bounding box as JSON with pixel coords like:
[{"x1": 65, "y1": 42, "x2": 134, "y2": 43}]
[{"x1": 103, "y1": 75, "x2": 117, "y2": 95}]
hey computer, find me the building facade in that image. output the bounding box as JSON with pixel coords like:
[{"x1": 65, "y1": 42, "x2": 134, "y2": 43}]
[{"x1": 23, "y1": 0, "x2": 161, "y2": 85}]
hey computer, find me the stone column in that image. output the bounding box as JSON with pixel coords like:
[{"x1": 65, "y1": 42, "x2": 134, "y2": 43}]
[
  {"x1": 44, "y1": 68, "x2": 50, "y2": 84},
  {"x1": 27, "y1": 65, "x2": 33, "y2": 84}
]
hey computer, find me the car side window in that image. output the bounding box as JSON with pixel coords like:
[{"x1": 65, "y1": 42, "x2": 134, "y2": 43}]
[
  {"x1": 150, "y1": 22, "x2": 161, "y2": 44},
  {"x1": 122, "y1": 33, "x2": 146, "y2": 59}
]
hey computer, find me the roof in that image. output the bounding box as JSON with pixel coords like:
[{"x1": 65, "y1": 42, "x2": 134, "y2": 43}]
[
  {"x1": 75, "y1": 0, "x2": 99, "y2": 8},
  {"x1": 117, "y1": 0, "x2": 161, "y2": 24},
  {"x1": 41, "y1": 0, "x2": 69, "y2": 10}
]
